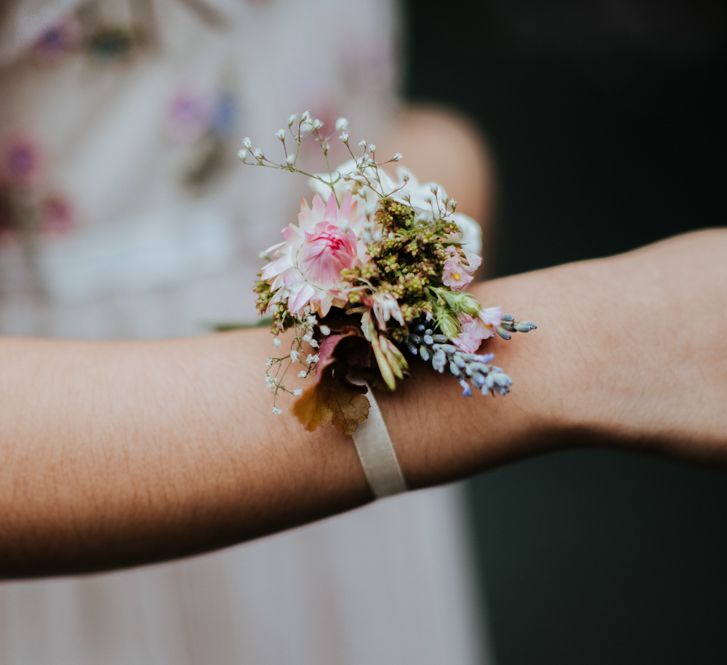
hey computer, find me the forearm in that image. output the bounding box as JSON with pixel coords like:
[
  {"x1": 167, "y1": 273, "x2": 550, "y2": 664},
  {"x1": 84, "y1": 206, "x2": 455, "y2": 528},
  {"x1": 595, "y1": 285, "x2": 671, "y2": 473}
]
[
  {"x1": 0, "y1": 274, "x2": 569, "y2": 578},
  {"x1": 0, "y1": 288, "x2": 561, "y2": 578},
  {"x1": 0, "y1": 333, "x2": 371, "y2": 577}
]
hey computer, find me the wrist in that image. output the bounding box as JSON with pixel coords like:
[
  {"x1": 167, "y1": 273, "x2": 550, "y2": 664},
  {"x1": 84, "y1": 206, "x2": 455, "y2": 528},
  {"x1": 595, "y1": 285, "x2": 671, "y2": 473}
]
[{"x1": 377, "y1": 271, "x2": 574, "y2": 489}]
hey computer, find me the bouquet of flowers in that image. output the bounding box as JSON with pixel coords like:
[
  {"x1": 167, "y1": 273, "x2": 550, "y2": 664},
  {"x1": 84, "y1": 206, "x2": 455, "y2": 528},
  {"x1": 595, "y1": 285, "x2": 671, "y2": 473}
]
[{"x1": 240, "y1": 112, "x2": 536, "y2": 435}]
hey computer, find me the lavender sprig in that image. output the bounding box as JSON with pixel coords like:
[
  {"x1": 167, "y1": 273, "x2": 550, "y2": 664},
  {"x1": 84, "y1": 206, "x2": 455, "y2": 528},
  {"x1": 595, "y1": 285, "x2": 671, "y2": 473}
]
[
  {"x1": 405, "y1": 324, "x2": 512, "y2": 397},
  {"x1": 496, "y1": 314, "x2": 538, "y2": 340}
]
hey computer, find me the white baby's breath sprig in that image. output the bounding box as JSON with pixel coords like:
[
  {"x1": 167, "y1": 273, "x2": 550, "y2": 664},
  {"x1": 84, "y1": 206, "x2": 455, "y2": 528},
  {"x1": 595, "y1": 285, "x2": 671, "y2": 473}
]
[
  {"x1": 262, "y1": 314, "x2": 323, "y2": 412},
  {"x1": 240, "y1": 110, "x2": 346, "y2": 204}
]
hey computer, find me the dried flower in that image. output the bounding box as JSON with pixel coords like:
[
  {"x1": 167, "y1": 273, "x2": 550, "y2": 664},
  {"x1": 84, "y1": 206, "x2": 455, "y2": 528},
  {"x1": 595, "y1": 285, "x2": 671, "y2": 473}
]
[{"x1": 259, "y1": 192, "x2": 367, "y2": 317}]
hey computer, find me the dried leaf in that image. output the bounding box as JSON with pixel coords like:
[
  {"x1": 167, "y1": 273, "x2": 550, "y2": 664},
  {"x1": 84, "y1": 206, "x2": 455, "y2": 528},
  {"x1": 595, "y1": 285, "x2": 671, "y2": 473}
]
[
  {"x1": 292, "y1": 369, "x2": 369, "y2": 435},
  {"x1": 293, "y1": 327, "x2": 374, "y2": 435}
]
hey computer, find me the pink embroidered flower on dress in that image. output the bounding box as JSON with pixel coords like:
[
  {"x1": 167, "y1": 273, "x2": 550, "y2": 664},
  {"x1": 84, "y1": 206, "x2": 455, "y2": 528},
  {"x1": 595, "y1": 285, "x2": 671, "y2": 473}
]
[
  {"x1": 260, "y1": 192, "x2": 366, "y2": 317},
  {"x1": 442, "y1": 246, "x2": 481, "y2": 291},
  {"x1": 165, "y1": 89, "x2": 214, "y2": 143},
  {"x1": 40, "y1": 194, "x2": 75, "y2": 234},
  {"x1": 2, "y1": 135, "x2": 41, "y2": 186},
  {"x1": 454, "y1": 306, "x2": 502, "y2": 353},
  {"x1": 33, "y1": 19, "x2": 79, "y2": 59}
]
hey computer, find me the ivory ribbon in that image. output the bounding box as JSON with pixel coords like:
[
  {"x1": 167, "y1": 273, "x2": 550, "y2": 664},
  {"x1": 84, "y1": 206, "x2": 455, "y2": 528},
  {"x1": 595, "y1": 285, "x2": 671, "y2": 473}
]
[{"x1": 351, "y1": 387, "x2": 407, "y2": 498}]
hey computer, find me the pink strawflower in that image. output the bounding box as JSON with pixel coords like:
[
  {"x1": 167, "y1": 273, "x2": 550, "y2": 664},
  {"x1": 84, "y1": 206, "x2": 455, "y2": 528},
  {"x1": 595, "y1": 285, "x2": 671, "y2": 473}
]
[
  {"x1": 300, "y1": 221, "x2": 358, "y2": 285},
  {"x1": 442, "y1": 246, "x2": 481, "y2": 291},
  {"x1": 453, "y1": 306, "x2": 502, "y2": 353},
  {"x1": 260, "y1": 192, "x2": 366, "y2": 317}
]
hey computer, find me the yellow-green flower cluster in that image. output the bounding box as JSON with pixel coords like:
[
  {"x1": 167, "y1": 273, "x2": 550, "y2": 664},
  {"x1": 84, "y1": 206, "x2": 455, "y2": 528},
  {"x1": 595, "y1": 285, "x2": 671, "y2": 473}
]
[{"x1": 341, "y1": 198, "x2": 461, "y2": 341}]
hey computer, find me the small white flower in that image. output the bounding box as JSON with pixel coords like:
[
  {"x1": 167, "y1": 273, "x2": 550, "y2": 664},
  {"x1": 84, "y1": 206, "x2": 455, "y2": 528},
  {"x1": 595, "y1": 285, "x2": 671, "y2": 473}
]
[
  {"x1": 306, "y1": 353, "x2": 319, "y2": 365},
  {"x1": 392, "y1": 152, "x2": 402, "y2": 161},
  {"x1": 253, "y1": 148, "x2": 264, "y2": 160},
  {"x1": 371, "y1": 292, "x2": 405, "y2": 330},
  {"x1": 242, "y1": 137, "x2": 253, "y2": 149},
  {"x1": 301, "y1": 110, "x2": 311, "y2": 123},
  {"x1": 293, "y1": 388, "x2": 303, "y2": 397},
  {"x1": 298, "y1": 370, "x2": 307, "y2": 378},
  {"x1": 265, "y1": 376, "x2": 277, "y2": 388},
  {"x1": 238, "y1": 149, "x2": 249, "y2": 161},
  {"x1": 302, "y1": 333, "x2": 312, "y2": 343},
  {"x1": 367, "y1": 143, "x2": 376, "y2": 153},
  {"x1": 319, "y1": 325, "x2": 331, "y2": 336},
  {"x1": 266, "y1": 357, "x2": 274, "y2": 367},
  {"x1": 308, "y1": 338, "x2": 319, "y2": 348},
  {"x1": 335, "y1": 117, "x2": 349, "y2": 132},
  {"x1": 272, "y1": 407, "x2": 282, "y2": 416},
  {"x1": 311, "y1": 118, "x2": 323, "y2": 130},
  {"x1": 290, "y1": 350, "x2": 299, "y2": 362},
  {"x1": 272, "y1": 337, "x2": 282, "y2": 348},
  {"x1": 338, "y1": 132, "x2": 349, "y2": 142},
  {"x1": 288, "y1": 114, "x2": 298, "y2": 126},
  {"x1": 275, "y1": 129, "x2": 286, "y2": 141},
  {"x1": 358, "y1": 139, "x2": 367, "y2": 149},
  {"x1": 286, "y1": 153, "x2": 296, "y2": 165}
]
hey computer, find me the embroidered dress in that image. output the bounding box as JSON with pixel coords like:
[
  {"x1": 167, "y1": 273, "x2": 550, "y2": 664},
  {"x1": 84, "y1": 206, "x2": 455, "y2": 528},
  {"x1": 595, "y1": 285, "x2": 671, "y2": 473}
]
[{"x1": 0, "y1": 1, "x2": 488, "y2": 663}]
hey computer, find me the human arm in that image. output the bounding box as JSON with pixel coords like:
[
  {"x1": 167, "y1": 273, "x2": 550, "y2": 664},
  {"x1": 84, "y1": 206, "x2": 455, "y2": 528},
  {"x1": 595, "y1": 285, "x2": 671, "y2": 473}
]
[{"x1": 1, "y1": 229, "x2": 725, "y2": 578}]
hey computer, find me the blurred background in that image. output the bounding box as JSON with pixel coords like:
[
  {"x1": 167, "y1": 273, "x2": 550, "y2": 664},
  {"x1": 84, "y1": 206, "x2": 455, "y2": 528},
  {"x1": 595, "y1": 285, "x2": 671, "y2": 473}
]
[
  {"x1": 0, "y1": 1, "x2": 725, "y2": 663},
  {"x1": 403, "y1": 0, "x2": 727, "y2": 663}
]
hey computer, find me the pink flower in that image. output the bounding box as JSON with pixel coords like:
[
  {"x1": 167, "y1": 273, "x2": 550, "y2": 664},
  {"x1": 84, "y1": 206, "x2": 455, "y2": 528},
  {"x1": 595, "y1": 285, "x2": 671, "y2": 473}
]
[
  {"x1": 453, "y1": 307, "x2": 502, "y2": 353},
  {"x1": 300, "y1": 221, "x2": 358, "y2": 286},
  {"x1": 480, "y1": 306, "x2": 502, "y2": 332},
  {"x1": 260, "y1": 192, "x2": 366, "y2": 317},
  {"x1": 454, "y1": 315, "x2": 486, "y2": 353},
  {"x1": 442, "y1": 246, "x2": 481, "y2": 291}
]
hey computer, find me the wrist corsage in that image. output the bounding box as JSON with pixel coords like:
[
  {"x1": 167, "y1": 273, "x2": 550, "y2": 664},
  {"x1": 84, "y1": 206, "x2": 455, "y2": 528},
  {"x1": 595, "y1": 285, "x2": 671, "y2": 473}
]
[{"x1": 240, "y1": 112, "x2": 536, "y2": 435}]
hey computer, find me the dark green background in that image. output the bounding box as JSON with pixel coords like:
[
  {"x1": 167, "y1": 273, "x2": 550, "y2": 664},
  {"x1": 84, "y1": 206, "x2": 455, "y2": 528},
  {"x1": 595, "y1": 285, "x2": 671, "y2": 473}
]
[{"x1": 404, "y1": 1, "x2": 727, "y2": 663}]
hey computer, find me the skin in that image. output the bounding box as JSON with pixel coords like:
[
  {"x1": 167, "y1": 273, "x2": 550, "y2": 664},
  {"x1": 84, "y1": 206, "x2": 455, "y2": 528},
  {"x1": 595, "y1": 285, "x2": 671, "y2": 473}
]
[{"x1": 0, "y1": 228, "x2": 725, "y2": 578}]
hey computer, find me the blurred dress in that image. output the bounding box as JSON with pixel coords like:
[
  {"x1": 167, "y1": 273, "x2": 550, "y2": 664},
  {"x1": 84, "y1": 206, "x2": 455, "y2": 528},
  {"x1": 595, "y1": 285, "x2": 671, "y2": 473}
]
[{"x1": 0, "y1": 1, "x2": 487, "y2": 663}]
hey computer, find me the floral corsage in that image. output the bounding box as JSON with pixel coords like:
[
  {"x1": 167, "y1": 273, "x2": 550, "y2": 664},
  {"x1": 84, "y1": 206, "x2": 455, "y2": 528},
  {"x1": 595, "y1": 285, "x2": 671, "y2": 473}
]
[{"x1": 240, "y1": 112, "x2": 536, "y2": 435}]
